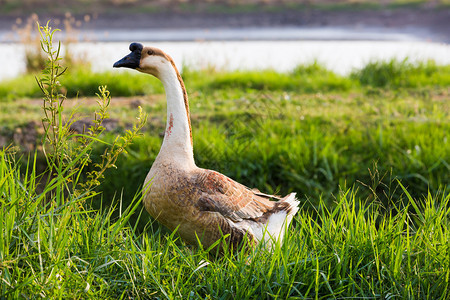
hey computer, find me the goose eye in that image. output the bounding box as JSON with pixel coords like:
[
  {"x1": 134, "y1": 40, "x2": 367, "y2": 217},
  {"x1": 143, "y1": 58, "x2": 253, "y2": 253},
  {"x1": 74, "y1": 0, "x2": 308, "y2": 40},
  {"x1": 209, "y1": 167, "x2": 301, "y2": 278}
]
[{"x1": 147, "y1": 50, "x2": 154, "y2": 55}]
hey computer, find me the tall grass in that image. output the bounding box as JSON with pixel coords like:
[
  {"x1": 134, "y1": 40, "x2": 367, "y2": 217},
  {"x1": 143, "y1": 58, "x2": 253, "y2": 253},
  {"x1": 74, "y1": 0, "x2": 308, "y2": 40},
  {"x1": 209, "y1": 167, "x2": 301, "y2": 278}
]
[
  {"x1": 2, "y1": 149, "x2": 449, "y2": 298},
  {"x1": 0, "y1": 149, "x2": 143, "y2": 298}
]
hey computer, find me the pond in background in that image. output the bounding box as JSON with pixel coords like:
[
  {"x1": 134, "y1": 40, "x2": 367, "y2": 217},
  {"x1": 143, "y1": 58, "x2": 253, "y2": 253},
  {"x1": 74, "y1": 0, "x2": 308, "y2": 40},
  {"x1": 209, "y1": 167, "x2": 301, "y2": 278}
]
[{"x1": 0, "y1": 39, "x2": 449, "y2": 81}]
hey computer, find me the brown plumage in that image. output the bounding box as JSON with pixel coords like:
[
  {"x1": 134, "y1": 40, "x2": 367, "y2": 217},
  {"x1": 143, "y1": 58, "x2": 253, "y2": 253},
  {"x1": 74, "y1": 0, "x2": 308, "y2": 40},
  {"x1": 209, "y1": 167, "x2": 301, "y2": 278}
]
[{"x1": 114, "y1": 43, "x2": 299, "y2": 252}]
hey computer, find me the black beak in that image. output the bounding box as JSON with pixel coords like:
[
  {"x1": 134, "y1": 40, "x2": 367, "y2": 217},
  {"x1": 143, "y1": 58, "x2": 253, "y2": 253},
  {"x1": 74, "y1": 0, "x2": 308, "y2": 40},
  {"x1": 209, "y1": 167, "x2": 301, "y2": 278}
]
[{"x1": 113, "y1": 42, "x2": 143, "y2": 69}]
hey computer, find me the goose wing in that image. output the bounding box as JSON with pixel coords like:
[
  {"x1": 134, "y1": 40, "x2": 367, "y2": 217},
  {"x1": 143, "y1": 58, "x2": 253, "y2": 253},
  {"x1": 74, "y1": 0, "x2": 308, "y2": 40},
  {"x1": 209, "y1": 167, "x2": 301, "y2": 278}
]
[{"x1": 191, "y1": 169, "x2": 284, "y2": 222}]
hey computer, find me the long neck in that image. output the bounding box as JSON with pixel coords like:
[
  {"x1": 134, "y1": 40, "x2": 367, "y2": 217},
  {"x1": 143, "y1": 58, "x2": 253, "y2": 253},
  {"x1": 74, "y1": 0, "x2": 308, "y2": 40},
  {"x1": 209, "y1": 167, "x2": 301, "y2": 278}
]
[{"x1": 156, "y1": 63, "x2": 195, "y2": 168}]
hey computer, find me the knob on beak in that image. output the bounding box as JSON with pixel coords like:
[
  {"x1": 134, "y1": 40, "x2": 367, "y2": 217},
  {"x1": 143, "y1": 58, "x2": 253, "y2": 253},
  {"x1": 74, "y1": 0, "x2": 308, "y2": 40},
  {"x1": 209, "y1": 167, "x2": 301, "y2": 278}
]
[{"x1": 113, "y1": 42, "x2": 143, "y2": 69}]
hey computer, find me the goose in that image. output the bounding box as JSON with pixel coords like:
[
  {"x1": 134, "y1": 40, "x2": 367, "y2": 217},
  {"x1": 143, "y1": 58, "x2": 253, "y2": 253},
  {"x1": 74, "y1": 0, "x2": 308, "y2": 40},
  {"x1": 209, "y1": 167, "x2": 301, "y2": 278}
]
[{"x1": 113, "y1": 43, "x2": 299, "y2": 252}]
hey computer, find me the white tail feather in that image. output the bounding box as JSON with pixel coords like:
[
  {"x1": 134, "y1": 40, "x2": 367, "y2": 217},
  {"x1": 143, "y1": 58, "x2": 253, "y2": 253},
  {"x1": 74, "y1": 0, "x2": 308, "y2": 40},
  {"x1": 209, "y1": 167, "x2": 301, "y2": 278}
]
[{"x1": 246, "y1": 192, "x2": 299, "y2": 249}]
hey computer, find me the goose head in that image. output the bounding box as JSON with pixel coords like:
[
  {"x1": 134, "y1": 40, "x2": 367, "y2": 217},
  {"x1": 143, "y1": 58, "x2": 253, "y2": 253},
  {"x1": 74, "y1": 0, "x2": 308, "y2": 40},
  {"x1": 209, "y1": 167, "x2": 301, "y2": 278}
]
[{"x1": 113, "y1": 42, "x2": 174, "y2": 78}]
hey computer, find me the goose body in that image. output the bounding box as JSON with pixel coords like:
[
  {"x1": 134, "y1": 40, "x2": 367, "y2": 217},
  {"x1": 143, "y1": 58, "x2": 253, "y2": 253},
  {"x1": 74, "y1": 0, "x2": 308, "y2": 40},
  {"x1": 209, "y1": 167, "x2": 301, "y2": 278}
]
[{"x1": 114, "y1": 43, "x2": 299, "y2": 251}]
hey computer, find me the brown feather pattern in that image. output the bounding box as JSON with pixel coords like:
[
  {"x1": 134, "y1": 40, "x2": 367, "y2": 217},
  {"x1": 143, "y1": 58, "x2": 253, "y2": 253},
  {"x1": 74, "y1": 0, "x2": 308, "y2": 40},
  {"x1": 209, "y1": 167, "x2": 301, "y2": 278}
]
[{"x1": 143, "y1": 162, "x2": 295, "y2": 250}]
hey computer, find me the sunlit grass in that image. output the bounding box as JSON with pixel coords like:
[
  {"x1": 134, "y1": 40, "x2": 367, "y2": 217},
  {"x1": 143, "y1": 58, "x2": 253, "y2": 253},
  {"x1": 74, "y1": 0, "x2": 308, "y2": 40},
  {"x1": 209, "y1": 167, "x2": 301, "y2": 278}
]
[
  {"x1": 1, "y1": 59, "x2": 449, "y2": 101},
  {"x1": 1, "y1": 150, "x2": 449, "y2": 298},
  {"x1": 352, "y1": 59, "x2": 450, "y2": 88},
  {"x1": 0, "y1": 69, "x2": 163, "y2": 101},
  {"x1": 186, "y1": 62, "x2": 353, "y2": 93}
]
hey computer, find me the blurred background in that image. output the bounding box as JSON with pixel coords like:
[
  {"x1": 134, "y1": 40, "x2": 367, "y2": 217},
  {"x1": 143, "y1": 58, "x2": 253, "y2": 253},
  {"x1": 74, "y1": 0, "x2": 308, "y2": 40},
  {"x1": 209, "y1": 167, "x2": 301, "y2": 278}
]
[{"x1": 0, "y1": 0, "x2": 449, "y2": 79}]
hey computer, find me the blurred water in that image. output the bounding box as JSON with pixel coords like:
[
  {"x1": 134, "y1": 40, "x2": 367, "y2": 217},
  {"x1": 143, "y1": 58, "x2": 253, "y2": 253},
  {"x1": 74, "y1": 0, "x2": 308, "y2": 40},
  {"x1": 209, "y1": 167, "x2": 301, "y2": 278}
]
[
  {"x1": 0, "y1": 39, "x2": 449, "y2": 81},
  {"x1": 60, "y1": 26, "x2": 429, "y2": 42}
]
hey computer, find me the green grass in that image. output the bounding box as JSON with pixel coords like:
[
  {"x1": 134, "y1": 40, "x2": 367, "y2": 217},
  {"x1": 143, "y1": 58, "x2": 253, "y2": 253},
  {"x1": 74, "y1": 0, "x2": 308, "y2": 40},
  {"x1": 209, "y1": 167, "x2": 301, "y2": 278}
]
[
  {"x1": 352, "y1": 59, "x2": 450, "y2": 88},
  {"x1": 1, "y1": 59, "x2": 449, "y2": 297},
  {"x1": 1, "y1": 59, "x2": 449, "y2": 102},
  {"x1": 62, "y1": 69, "x2": 165, "y2": 97},
  {"x1": 187, "y1": 62, "x2": 353, "y2": 93},
  {"x1": 0, "y1": 69, "x2": 163, "y2": 101},
  {"x1": 1, "y1": 150, "x2": 449, "y2": 298}
]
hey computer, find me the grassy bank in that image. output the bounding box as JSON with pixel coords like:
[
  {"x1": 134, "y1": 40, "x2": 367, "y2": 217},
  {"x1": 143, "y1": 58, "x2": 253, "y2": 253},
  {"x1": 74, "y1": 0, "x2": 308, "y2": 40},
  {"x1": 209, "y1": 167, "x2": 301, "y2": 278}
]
[
  {"x1": 1, "y1": 150, "x2": 449, "y2": 298},
  {"x1": 1, "y1": 59, "x2": 449, "y2": 102},
  {"x1": 1, "y1": 52, "x2": 449, "y2": 297}
]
